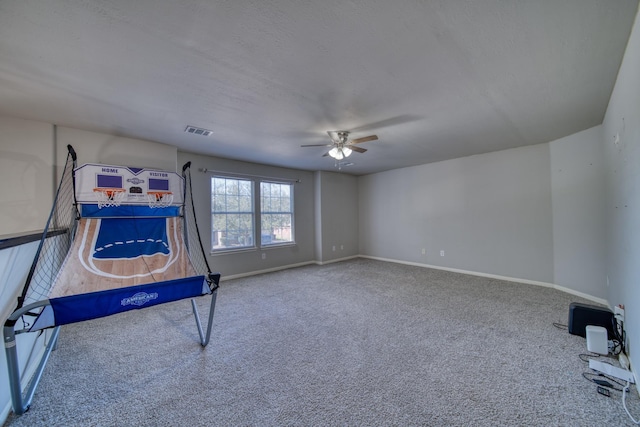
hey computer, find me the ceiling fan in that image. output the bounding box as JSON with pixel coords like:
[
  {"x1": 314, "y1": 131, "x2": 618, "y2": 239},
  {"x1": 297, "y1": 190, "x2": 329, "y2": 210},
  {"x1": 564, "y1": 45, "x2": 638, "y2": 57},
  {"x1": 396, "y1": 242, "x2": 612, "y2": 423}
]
[{"x1": 301, "y1": 131, "x2": 378, "y2": 160}]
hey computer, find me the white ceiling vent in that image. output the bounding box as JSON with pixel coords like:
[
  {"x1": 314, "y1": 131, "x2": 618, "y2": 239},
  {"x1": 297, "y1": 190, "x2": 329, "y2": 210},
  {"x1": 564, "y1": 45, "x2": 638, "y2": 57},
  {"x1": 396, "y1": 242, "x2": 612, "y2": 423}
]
[{"x1": 185, "y1": 125, "x2": 214, "y2": 136}]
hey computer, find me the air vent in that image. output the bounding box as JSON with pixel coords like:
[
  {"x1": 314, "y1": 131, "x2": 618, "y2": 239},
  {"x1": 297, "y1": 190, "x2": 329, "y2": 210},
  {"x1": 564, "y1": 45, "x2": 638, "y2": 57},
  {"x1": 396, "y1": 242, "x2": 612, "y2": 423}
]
[{"x1": 185, "y1": 125, "x2": 214, "y2": 136}]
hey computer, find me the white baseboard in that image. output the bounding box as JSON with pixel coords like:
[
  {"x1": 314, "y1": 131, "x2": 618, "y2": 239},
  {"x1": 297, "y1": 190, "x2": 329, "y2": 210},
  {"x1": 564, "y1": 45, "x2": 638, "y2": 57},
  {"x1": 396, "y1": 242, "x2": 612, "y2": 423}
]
[
  {"x1": 358, "y1": 255, "x2": 609, "y2": 306},
  {"x1": 314, "y1": 255, "x2": 359, "y2": 266},
  {"x1": 220, "y1": 255, "x2": 359, "y2": 281},
  {"x1": 632, "y1": 361, "x2": 640, "y2": 397},
  {"x1": 220, "y1": 261, "x2": 317, "y2": 281},
  {"x1": 1, "y1": 401, "x2": 12, "y2": 426}
]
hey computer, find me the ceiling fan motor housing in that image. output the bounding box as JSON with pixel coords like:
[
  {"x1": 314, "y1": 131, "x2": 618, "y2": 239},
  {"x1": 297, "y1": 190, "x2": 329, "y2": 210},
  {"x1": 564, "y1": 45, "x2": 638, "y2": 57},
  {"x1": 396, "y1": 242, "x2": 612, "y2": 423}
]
[{"x1": 335, "y1": 131, "x2": 350, "y2": 144}]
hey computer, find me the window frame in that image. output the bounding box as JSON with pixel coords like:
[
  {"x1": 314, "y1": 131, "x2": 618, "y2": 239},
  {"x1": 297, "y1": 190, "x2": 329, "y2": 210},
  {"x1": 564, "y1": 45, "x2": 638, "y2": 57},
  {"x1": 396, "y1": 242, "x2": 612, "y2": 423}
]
[
  {"x1": 210, "y1": 175, "x2": 296, "y2": 254},
  {"x1": 259, "y1": 180, "x2": 295, "y2": 248},
  {"x1": 210, "y1": 176, "x2": 256, "y2": 253}
]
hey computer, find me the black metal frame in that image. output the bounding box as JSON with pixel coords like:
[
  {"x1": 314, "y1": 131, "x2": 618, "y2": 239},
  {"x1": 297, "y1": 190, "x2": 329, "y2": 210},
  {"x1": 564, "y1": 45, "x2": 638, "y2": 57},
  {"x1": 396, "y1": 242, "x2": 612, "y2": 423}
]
[{"x1": 3, "y1": 150, "x2": 220, "y2": 415}]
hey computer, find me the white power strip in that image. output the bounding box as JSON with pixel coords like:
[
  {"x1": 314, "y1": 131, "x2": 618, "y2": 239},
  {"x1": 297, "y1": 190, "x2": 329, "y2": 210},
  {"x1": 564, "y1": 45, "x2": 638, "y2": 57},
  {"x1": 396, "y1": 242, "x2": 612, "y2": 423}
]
[{"x1": 589, "y1": 360, "x2": 635, "y2": 383}]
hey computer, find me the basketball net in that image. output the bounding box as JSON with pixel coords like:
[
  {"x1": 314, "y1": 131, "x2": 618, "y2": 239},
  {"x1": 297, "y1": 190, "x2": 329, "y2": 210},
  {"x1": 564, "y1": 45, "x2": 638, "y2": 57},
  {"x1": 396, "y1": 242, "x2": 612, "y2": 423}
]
[
  {"x1": 147, "y1": 191, "x2": 174, "y2": 208},
  {"x1": 94, "y1": 188, "x2": 127, "y2": 208}
]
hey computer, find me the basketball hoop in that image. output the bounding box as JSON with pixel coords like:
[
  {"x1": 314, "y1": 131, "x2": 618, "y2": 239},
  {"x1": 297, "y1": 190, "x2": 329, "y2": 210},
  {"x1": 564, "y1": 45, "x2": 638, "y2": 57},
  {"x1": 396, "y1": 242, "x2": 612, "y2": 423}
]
[
  {"x1": 147, "y1": 191, "x2": 174, "y2": 208},
  {"x1": 93, "y1": 188, "x2": 127, "y2": 208}
]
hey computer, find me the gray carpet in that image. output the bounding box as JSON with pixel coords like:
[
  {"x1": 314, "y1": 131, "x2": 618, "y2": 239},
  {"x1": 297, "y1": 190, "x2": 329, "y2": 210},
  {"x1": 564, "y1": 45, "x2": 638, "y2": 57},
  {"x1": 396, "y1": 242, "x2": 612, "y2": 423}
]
[{"x1": 4, "y1": 259, "x2": 639, "y2": 426}]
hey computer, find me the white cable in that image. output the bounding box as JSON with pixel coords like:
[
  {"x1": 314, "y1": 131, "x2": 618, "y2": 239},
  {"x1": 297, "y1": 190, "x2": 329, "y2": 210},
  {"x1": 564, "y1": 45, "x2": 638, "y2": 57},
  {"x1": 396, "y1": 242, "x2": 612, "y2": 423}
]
[{"x1": 623, "y1": 381, "x2": 640, "y2": 424}]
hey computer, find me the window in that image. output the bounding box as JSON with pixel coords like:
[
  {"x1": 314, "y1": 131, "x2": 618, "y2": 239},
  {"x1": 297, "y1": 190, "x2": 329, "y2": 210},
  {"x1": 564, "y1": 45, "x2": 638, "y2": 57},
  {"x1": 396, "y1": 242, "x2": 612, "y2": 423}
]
[
  {"x1": 260, "y1": 182, "x2": 294, "y2": 246},
  {"x1": 211, "y1": 177, "x2": 254, "y2": 251},
  {"x1": 211, "y1": 176, "x2": 295, "y2": 252}
]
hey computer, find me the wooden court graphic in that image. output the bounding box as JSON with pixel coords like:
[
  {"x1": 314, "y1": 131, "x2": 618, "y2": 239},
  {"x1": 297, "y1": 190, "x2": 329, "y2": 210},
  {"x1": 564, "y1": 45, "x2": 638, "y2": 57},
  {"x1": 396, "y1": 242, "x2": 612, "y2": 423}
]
[{"x1": 49, "y1": 217, "x2": 197, "y2": 298}]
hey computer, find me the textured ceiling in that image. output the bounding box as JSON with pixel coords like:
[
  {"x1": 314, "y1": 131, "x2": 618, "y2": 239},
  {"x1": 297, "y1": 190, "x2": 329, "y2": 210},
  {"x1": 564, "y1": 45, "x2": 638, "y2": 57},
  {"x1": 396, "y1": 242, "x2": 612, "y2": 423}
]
[{"x1": 0, "y1": 0, "x2": 638, "y2": 175}]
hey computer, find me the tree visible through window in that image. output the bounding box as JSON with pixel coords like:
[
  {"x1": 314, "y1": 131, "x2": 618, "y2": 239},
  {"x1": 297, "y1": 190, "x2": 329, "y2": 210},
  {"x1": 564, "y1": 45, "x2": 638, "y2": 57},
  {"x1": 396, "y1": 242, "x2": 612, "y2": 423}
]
[
  {"x1": 211, "y1": 177, "x2": 254, "y2": 250},
  {"x1": 260, "y1": 182, "x2": 294, "y2": 246}
]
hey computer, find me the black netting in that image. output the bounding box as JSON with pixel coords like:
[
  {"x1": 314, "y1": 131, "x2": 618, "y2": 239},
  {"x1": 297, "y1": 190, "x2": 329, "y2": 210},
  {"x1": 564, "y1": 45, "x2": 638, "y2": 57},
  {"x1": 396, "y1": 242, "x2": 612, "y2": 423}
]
[
  {"x1": 20, "y1": 146, "x2": 78, "y2": 308},
  {"x1": 18, "y1": 156, "x2": 214, "y2": 310},
  {"x1": 182, "y1": 162, "x2": 213, "y2": 281}
]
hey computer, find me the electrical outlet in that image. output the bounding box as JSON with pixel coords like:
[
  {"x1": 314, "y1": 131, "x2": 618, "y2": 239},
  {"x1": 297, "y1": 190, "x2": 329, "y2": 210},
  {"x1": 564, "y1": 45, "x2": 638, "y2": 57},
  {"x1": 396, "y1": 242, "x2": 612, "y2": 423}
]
[
  {"x1": 261, "y1": 253, "x2": 266, "y2": 260},
  {"x1": 340, "y1": 245, "x2": 344, "y2": 250},
  {"x1": 421, "y1": 248, "x2": 426, "y2": 255},
  {"x1": 332, "y1": 245, "x2": 336, "y2": 251},
  {"x1": 440, "y1": 250, "x2": 445, "y2": 257}
]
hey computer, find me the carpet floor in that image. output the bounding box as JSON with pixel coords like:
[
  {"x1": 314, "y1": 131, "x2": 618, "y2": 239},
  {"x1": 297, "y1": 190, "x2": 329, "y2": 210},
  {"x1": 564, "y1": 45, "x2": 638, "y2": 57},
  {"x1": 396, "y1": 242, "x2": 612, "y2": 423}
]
[{"x1": 4, "y1": 258, "x2": 639, "y2": 426}]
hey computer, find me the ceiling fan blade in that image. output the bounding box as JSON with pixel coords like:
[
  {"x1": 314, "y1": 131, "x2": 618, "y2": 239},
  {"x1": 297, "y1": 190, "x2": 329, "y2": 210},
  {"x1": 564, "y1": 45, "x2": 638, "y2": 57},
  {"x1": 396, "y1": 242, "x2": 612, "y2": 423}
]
[
  {"x1": 350, "y1": 135, "x2": 378, "y2": 144},
  {"x1": 322, "y1": 152, "x2": 331, "y2": 157},
  {"x1": 349, "y1": 115, "x2": 423, "y2": 133},
  {"x1": 301, "y1": 144, "x2": 333, "y2": 147},
  {"x1": 349, "y1": 145, "x2": 367, "y2": 153}
]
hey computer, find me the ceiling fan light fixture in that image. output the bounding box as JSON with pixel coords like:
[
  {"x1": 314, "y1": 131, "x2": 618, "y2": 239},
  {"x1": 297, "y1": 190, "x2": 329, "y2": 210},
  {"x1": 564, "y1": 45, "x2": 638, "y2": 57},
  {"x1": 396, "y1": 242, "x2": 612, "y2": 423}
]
[{"x1": 328, "y1": 146, "x2": 352, "y2": 160}]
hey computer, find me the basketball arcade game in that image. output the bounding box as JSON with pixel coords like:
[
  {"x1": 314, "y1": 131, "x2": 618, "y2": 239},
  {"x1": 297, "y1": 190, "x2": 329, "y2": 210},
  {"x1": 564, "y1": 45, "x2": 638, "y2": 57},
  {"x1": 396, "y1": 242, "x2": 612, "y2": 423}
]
[{"x1": 3, "y1": 145, "x2": 220, "y2": 415}]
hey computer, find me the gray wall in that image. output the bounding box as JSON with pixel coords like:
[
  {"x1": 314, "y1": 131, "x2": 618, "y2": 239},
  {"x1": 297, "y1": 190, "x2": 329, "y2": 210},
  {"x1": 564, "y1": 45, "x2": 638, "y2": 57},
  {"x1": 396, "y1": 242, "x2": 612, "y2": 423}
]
[
  {"x1": 55, "y1": 126, "x2": 177, "y2": 172},
  {"x1": 177, "y1": 151, "x2": 316, "y2": 278},
  {"x1": 314, "y1": 171, "x2": 359, "y2": 263},
  {"x1": 358, "y1": 125, "x2": 612, "y2": 299},
  {"x1": 602, "y1": 4, "x2": 640, "y2": 383},
  {"x1": 0, "y1": 117, "x2": 55, "y2": 235},
  {"x1": 358, "y1": 143, "x2": 555, "y2": 283},
  {"x1": 314, "y1": 171, "x2": 323, "y2": 261},
  {"x1": 550, "y1": 126, "x2": 607, "y2": 299},
  {"x1": 0, "y1": 118, "x2": 178, "y2": 236}
]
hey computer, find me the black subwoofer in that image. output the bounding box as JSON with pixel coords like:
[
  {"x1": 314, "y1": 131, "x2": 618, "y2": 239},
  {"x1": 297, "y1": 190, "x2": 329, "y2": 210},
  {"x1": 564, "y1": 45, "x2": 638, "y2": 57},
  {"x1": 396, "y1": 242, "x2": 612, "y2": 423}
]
[{"x1": 568, "y1": 302, "x2": 615, "y2": 339}]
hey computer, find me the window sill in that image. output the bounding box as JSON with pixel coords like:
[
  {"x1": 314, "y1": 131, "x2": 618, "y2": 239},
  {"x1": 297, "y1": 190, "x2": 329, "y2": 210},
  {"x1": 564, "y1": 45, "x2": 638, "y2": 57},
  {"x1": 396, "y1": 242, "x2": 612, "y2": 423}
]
[
  {"x1": 261, "y1": 242, "x2": 296, "y2": 250},
  {"x1": 210, "y1": 242, "x2": 297, "y2": 255},
  {"x1": 210, "y1": 247, "x2": 256, "y2": 256}
]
